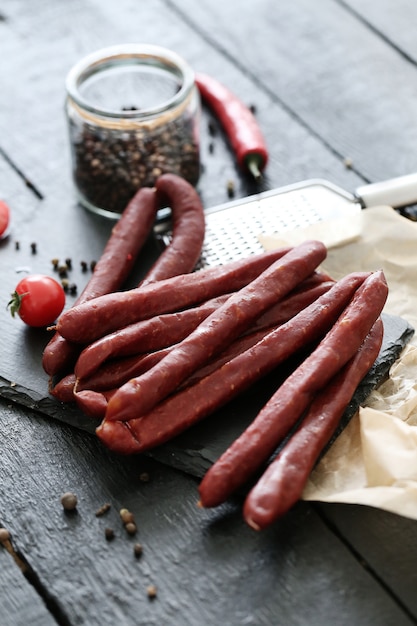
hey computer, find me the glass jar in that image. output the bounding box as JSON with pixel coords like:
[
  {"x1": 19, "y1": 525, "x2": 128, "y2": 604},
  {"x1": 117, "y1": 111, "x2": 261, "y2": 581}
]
[{"x1": 65, "y1": 44, "x2": 201, "y2": 218}]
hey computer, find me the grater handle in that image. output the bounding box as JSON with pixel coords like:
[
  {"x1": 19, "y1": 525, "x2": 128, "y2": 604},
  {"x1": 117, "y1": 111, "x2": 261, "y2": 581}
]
[{"x1": 356, "y1": 172, "x2": 417, "y2": 209}]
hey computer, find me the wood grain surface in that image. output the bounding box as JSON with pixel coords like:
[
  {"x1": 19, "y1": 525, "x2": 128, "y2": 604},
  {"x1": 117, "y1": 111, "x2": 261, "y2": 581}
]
[{"x1": 1, "y1": 1, "x2": 417, "y2": 625}]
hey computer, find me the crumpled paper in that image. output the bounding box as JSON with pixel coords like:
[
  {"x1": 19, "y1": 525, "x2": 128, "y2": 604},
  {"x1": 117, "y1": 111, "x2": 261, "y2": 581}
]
[{"x1": 260, "y1": 205, "x2": 417, "y2": 520}]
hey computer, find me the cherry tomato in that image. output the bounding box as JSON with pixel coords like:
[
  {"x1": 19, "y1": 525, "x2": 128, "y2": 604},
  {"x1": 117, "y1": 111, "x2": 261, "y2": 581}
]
[
  {"x1": 8, "y1": 274, "x2": 66, "y2": 328},
  {"x1": 0, "y1": 200, "x2": 10, "y2": 237}
]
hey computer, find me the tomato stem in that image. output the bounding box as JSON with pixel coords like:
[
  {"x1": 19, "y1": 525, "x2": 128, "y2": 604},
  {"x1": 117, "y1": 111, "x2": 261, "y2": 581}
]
[{"x1": 7, "y1": 291, "x2": 28, "y2": 318}]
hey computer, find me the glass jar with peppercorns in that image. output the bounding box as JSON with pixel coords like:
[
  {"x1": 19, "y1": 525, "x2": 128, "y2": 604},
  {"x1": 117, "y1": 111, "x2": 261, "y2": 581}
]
[{"x1": 65, "y1": 44, "x2": 201, "y2": 218}]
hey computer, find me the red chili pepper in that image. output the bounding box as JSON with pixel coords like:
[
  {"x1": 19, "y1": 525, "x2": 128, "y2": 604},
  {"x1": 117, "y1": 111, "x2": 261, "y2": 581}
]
[{"x1": 195, "y1": 72, "x2": 268, "y2": 180}]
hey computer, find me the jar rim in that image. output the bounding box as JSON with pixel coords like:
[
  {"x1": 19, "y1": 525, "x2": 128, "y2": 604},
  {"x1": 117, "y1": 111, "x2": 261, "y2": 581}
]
[{"x1": 65, "y1": 44, "x2": 195, "y2": 119}]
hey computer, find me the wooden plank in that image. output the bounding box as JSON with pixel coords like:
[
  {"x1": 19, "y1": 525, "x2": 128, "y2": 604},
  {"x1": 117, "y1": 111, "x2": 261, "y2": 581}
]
[
  {"x1": 0, "y1": 545, "x2": 57, "y2": 626},
  {"x1": 317, "y1": 503, "x2": 417, "y2": 618},
  {"x1": 0, "y1": 400, "x2": 414, "y2": 626},
  {"x1": 343, "y1": 0, "x2": 417, "y2": 60},
  {"x1": 168, "y1": 0, "x2": 417, "y2": 187}
]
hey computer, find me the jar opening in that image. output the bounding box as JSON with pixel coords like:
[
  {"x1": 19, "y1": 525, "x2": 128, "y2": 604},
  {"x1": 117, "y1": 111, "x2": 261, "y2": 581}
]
[{"x1": 66, "y1": 44, "x2": 195, "y2": 119}]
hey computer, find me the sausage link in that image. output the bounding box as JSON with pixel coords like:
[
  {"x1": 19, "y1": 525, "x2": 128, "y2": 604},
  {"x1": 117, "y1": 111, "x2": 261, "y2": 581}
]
[
  {"x1": 49, "y1": 373, "x2": 77, "y2": 402},
  {"x1": 75, "y1": 389, "x2": 116, "y2": 419},
  {"x1": 42, "y1": 186, "x2": 158, "y2": 376},
  {"x1": 198, "y1": 270, "x2": 388, "y2": 508},
  {"x1": 96, "y1": 271, "x2": 369, "y2": 454},
  {"x1": 79, "y1": 348, "x2": 171, "y2": 392},
  {"x1": 51, "y1": 348, "x2": 170, "y2": 408},
  {"x1": 142, "y1": 174, "x2": 205, "y2": 284},
  {"x1": 243, "y1": 319, "x2": 384, "y2": 530},
  {"x1": 74, "y1": 294, "x2": 230, "y2": 381},
  {"x1": 105, "y1": 241, "x2": 327, "y2": 422},
  {"x1": 56, "y1": 248, "x2": 291, "y2": 343}
]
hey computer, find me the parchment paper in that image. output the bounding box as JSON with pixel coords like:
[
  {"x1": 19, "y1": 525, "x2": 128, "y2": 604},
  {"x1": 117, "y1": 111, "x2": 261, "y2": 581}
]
[{"x1": 259, "y1": 205, "x2": 417, "y2": 520}]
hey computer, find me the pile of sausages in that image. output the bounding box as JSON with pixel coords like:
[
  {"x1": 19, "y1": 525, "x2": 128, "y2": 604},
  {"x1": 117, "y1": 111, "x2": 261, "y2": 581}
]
[{"x1": 44, "y1": 173, "x2": 388, "y2": 530}]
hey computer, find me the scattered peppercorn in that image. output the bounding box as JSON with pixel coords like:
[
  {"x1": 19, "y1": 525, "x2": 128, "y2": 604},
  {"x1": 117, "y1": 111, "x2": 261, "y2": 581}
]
[
  {"x1": 30, "y1": 242, "x2": 37, "y2": 254},
  {"x1": 0, "y1": 528, "x2": 10, "y2": 543},
  {"x1": 15, "y1": 241, "x2": 20, "y2": 251},
  {"x1": 58, "y1": 264, "x2": 68, "y2": 278},
  {"x1": 60, "y1": 492, "x2": 78, "y2": 511},
  {"x1": 133, "y1": 542, "x2": 143, "y2": 558},
  {"x1": 80, "y1": 261, "x2": 88, "y2": 272},
  {"x1": 61, "y1": 279, "x2": 69, "y2": 292},
  {"x1": 344, "y1": 156, "x2": 353, "y2": 169},
  {"x1": 208, "y1": 120, "x2": 217, "y2": 136},
  {"x1": 69, "y1": 283, "x2": 78, "y2": 295},
  {"x1": 90, "y1": 260, "x2": 97, "y2": 272},
  {"x1": 65, "y1": 257, "x2": 72, "y2": 270},
  {"x1": 120, "y1": 508, "x2": 134, "y2": 524},
  {"x1": 96, "y1": 503, "x2": 111, "y2": 517},
  {"x1": 119, "y1": 508, "x2": 137, "y2": 535},
  {"x1": 105, "y1": 527, "x2": 115, "y2": 541},
  {"x1": 226, "y1": 179, "x2": 235, "y2": 198},
  {"x1": 51, "y1": 258, "x2": 59, "y2": 270},
  {"x1": 125, "y1": 522, "x2": 137, "y2": 536},
  {"x1": 208, "y1": 142, "x2": 214, "y2": 154},
  {"x1": 147, "y1": 584, "x2": 157, "y2": 599},
  {"x1": 249, "y1": 104, "x2": 257, "y2": 114}
]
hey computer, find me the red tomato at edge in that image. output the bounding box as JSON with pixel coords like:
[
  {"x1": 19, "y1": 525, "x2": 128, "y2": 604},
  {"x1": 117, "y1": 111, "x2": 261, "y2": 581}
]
[
  {"x1": 0, "y1": 200, "x2": 10, "y2": 237},
  {"x1": 9, "y1": 275, "x2": 66, "y2": 328}
]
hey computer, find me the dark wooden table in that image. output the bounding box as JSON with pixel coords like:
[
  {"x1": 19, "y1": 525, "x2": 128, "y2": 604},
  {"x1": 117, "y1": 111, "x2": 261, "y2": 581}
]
[{"x1": 1, "y1": 1, "x2": 417, "y2": 624}]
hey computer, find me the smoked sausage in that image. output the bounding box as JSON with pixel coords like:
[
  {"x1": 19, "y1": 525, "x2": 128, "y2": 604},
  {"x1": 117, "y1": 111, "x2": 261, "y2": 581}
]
[
  {"x1": 75, "y1": 389, "x2": 116, "y2": 420},
  {"x1": 56, "y1": 248, "x2": 291, "y2": 344},
  {"x1": 50, "y1": 348, "x2": 171, "y2": 404},
  {"x1": 141, "y1": 174, "x2": 205, "y2": 283},
  {"x1": 198, "y1": 270, "x2": 388, "y2": 508},
  {"x1": 42, "y1": 186, "x2": 158, "y2": 376},
  {"x1": 96, "y1": 271, "x2": 369, "y2": 453},
  {"x1": 49, "y1": 373, "x2": 77, "y2": 402},
  {"x1": 104, "y1": 240, "x2": 327, "y2": 422},
  {"x1": 80, "y1": 348, "x2": 171, "y2": 392},
  {"x1": 243, "y1": 318, "x2": 383, "y2": 530}
]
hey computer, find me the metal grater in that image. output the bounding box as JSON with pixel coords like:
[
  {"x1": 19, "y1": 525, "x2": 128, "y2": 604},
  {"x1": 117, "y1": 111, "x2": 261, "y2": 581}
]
[{"x1": 154, "y1": 179, "x2": 361, "y2": 268}]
